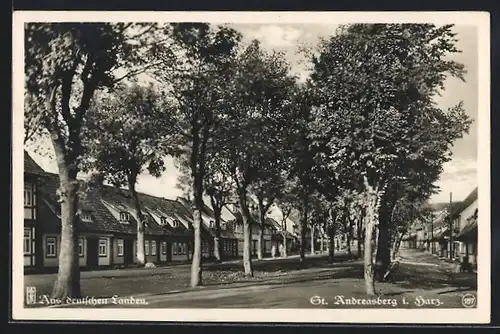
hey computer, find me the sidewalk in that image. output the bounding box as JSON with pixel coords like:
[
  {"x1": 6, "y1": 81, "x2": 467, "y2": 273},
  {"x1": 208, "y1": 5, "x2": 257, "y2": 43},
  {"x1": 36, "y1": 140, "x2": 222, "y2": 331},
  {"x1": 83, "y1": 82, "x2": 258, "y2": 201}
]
[{"x1": 398, "y1": 249, "x2": 477, "y2": 289}]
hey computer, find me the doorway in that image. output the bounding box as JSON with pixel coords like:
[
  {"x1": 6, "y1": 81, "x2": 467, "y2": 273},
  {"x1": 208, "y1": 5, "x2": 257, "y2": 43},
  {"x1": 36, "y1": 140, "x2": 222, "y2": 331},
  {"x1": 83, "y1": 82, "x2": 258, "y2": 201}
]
[{"x1": 124, "y1": 238, "x2": 134, "y2": 264}]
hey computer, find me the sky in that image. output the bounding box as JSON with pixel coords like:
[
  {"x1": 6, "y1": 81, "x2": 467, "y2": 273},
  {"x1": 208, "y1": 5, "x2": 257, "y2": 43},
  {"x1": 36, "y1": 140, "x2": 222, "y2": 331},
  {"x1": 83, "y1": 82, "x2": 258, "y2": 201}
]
[{"x1": 25, "y1": 23, "x2": 478, "y2": 206}]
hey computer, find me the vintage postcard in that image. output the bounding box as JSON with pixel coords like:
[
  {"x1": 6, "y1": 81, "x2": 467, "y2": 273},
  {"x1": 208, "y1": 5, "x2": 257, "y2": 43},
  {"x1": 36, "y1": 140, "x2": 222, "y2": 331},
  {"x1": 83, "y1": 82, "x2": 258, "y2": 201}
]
[{"x1": 12, "y1": 11, "x2": 490, "y2": 324}]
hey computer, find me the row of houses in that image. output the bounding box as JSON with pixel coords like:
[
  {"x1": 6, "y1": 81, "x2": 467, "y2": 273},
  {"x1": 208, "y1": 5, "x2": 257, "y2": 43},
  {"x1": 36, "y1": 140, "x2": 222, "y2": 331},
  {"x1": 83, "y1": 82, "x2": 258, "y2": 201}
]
[
  {"x1": 401, "y1": 187, "x2": 478, "y2": 268},
  {"x1": 23, "y1": 151, "x2": 297, "y2": 273}
]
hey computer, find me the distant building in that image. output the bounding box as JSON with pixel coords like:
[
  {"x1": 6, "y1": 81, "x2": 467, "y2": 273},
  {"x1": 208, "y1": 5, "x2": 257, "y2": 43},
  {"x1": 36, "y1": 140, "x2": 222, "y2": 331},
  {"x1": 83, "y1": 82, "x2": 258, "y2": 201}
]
[{"x1": 403, "y1": 188, "x2": 478, "y2": 269}]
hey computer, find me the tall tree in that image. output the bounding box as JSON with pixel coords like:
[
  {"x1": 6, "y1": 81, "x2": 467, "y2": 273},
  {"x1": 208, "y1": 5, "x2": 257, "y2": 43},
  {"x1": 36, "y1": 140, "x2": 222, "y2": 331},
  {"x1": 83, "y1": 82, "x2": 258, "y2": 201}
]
[
  {"x1": 151, "y1": 23, "x2": 242, "y2": 287},
  {"x1": 308, "y1": 24, "x2": 472, "y2": 295},
  {"x1": 204, "y1": 153, "x2": 234, "y2": 262},
  {"x1": 275, "y1": 179, "x2": 297, "y2": 258},
  {"x1": 217, "y1": 40, "x2": 296, "y2": 274},
  {"x1": 251, "y1": 174, "x2": 282, "y2": 260},
  {"x1": 281, "y1": 84, "x2": 320, "y2": 263},
  {"x1": 83, "y1": 83, "x2": 180, "y2": 266},
  {"x1": 24, "y1": 23, "x2": 160, "y2": 299}
]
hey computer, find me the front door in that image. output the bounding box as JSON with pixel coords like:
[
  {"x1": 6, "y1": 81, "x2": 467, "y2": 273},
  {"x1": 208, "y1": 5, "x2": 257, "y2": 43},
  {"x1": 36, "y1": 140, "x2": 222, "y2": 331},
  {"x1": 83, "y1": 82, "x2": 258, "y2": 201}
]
[
  {"x1": 124, "y1": 238, "x2": 134, "y2": 264},
  {"x1": 86, "y1": 237, "x2": 99, "y2": 269}
]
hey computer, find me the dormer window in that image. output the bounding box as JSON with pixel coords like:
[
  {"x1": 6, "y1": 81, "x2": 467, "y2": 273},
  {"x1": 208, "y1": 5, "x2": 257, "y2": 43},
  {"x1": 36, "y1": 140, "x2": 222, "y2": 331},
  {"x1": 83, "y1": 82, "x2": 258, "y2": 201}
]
[
  {"x1": 119, "y1": 212, "x2": 130, "y2": 222},
  {"x1": 80, "y1": 211, "x2": 92, "y2": 222},
  {"x1": 172, "y1": 220, "x2": 180, "y2": 228},
  {"x1": 160, "y1": 217, "x2": 168, "y2": 226}
]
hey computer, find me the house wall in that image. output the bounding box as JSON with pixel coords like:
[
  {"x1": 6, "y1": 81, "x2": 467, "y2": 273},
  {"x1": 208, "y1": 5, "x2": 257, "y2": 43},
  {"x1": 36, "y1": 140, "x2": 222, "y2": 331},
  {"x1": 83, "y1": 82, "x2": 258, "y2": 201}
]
[
  {"x1": 42, "y1": 234, "x2": 60, "y2": 267},
  {"x1": 42, "y1": 234, "x2": 118, "y2": 268},
  {"x1": 160, "y1": 241, "x2": 168, "y2": 262},
  {"x1": 238, "y1": 240, "x2": 244, "y2": 255},
  {"x1": 98, "y1": 237, "x2": 111, "y2": 266},
  {"x1": 24, "y1": 225, "x2": 36, "y2": 267},
  {"x1": 78, "y1": 236, "x2": 87, "y2": 267},
  {"x1": 112, "y1": 238, "x2": 125, "y2": 265},
  {"x1": 221, "y1": 239, "x2": 237, "y2": 257},
  {"x1": 457, "y1": 199, "x2": 478, "y2": 230},
  {"x1": 458, "y1": 240, "x2": 477, "y2": 265},
  {"x1": 171, "y1": 240, "x2": 189, "y2": 261}
]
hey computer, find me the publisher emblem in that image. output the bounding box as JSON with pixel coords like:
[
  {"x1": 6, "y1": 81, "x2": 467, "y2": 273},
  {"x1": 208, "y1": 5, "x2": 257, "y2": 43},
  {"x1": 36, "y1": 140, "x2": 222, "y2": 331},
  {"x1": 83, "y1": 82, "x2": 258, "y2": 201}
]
[
  {"x1": 26, "y1": 286, "x2": 37, "y2": 305},
  {"x1": 461, "y1": 294, "x2": 476, "y2": 308}
]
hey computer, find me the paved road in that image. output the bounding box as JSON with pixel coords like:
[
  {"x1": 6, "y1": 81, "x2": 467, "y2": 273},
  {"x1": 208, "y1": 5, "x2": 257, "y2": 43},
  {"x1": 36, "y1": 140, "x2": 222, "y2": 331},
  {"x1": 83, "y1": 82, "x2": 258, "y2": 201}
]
[{"x1": 45, "y1": 249, "x2": 477, "y2": 309}]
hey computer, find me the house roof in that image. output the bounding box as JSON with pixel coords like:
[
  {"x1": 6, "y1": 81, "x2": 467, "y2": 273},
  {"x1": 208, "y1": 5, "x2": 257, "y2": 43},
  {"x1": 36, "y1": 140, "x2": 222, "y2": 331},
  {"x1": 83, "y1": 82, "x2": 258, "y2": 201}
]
[
  {"x1": 457, "y1": 209, "x2": 478, "y2": 240},
  {"x1": 432, "y1": 227, "x2": 450, "y2": 241},
  {"x1": 427, "y1": 201, "x2": 461, "y2": 212},
  {"x1": 176, "y1": 197, "x2": 226, "y2": 238},
  {"x1": 451, "y1": 187, "x2": 478, "y2": 219},
  {"x1": 100, "y1": 186, "x2": 192, "y2": 237},
  {"x1": 24, "y1": 151, "x2": 46, "y2": 175},
  {"x1": 38, "y1": 173, "x2": 139, "y2": 235},
  {"x1": 37, "y1": 172, "x2": 193, "y2": 237}
]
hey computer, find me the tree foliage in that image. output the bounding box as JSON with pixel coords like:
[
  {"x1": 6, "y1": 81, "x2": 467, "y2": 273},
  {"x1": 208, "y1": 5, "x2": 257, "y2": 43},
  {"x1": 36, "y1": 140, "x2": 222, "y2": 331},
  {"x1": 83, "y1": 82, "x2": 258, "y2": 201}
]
[
  {"x1": 307, "y1": 23, "x2": 473, "y2": 295},
  {"x1": 24, "y1": 22, "x2": 163, "y2": 300}
]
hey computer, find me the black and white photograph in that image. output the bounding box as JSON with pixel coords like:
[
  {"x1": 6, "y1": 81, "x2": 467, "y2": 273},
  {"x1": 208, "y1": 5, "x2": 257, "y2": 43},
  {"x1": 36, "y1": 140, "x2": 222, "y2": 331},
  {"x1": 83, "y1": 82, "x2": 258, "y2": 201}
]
[{"x1": 12, "y1": 11, "x2": 490, "y2": 323}]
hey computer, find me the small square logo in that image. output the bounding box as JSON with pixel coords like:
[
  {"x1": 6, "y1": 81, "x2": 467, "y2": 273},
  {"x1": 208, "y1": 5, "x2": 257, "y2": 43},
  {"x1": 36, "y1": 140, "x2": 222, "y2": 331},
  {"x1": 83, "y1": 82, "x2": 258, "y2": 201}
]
[{"x1": 26, "y1": 286, "x2": 37, "y2": 305}]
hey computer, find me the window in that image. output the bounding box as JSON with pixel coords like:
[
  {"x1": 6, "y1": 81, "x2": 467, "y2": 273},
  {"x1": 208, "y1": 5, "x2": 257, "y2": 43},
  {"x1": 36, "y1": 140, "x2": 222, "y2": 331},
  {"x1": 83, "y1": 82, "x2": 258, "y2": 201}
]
[
  {"x1": 24, "y1": 228, "x2": 31, "y2": 255},
  {"x1": 221, "y1": 222, "x2": 226, "y2": 230},
  {"x1": 160, "y1": 217, "x2": 168, "y2": 225},
  {"x1": 151, "y1": 240, "x2": 157, "y2": 256},
  {"x1": 98, "y1": 238, "x2": 107, "y2": 257},
  {"x1": 78, "y1": 238, "x2": 85, "y2": 257},
  {"x1": 119, "y1": 212, "x2": 130, "y2": 222},
  {"x1": 172, "y1": 220, "x2": 180, "y2": 228},
  {"x1": 173, "y1": 242, "x2": 177, "y2": 255},
  {"x1": 161, "y1": 241, "x2": 167, "y2": 255},
  {"x1": 209, "y1": 220, "x2": 215, "y2": 228},
  {"x1": 178, "y1": 242, "x2": 184, "y2": 255},
  {"x1": 145, "y1": 240, "x2": 150, "y2": 255},
  {"x1": 117, "y1": 239, "x2": 124, "y2": 256},
  {"x1": 80, "y1": 211, "x2": 92, "y2": 222},
  {"x1": 24, "y1": 185, "x2": 33, "y2": 206},
  {"x1": 46, "y1": 237, "x2": 57, "y2": 257}
]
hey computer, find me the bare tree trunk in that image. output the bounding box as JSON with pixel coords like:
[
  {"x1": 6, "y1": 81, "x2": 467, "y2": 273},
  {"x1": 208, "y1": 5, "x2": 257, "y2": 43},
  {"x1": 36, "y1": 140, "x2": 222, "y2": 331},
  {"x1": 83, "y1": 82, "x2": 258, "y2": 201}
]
[
  {"x1": 191, "y1": 206, "x2": 203, "y2": 287},
  {"x1": 357, "y1": 212, "x2": 364, "y2": 258},
  {"x1": 50, "y1": 142, "x2": 81, "y2": 300},
  {"x1": 391, "y1": 232, "x2": 403, "y2": 260},
  {"x1": 364, "y1": 213, "x2": 376, "y2": 296},
  {"x1": 213, "y1": 232, "x2": 221, "y2": 262},
  {"x1": 346, "y1": 232, "x2": 352, "y2": 256},
  {"x1": 129, "y1": 180, "x2": 146, "y2": 267},
  {"x1": 299, "y1": 193, "x2": 310, "y2": 263},
  {"x1": 213, "y1": 212, "x2": 222, "y2": 262},
  {"x1": 238, "y1": 191, "x2": 253, "y2": 276},
  {"x1": 320, "y1": 234, "x2": 324, "y2": 253},
  {"x1": 328, "y1": 226, "x2": 335, "y2": 263},
  {"x1": 363, "y1": 177, "x2": 382, "y2": 296},
  {"x1": 310, "y1": 225, "x2": 315, "y2": 254},
  {"x1": 257, "y1": 225, "x2": 264, "y2": 260},
  {"x1": 281, "y1": 218, "x2": 288, "y2": 258},
  {"x1": 282, "y1": 235, "x2": 288, "y2": 258}
]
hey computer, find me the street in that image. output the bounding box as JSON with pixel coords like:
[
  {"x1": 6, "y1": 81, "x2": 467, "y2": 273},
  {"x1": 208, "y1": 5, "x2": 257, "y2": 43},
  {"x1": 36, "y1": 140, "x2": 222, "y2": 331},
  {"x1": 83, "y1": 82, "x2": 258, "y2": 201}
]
[{"x1": 24, "y1": 249, "x2": 477, "y2": 309}]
